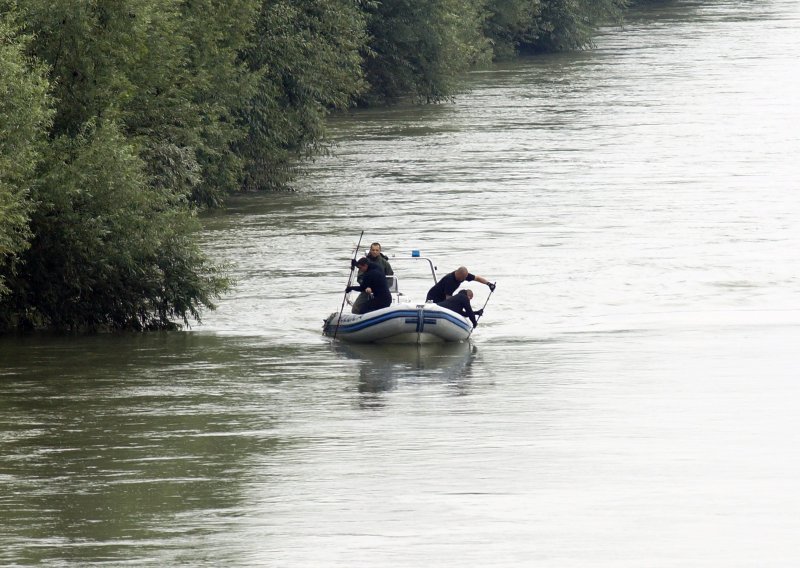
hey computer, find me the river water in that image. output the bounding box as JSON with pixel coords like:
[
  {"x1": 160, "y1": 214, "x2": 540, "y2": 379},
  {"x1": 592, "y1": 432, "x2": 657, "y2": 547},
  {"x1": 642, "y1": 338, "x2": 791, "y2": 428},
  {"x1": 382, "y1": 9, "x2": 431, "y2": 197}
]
[{"x1": 2, "y1": 1, "x2": 800, "y2": 566}]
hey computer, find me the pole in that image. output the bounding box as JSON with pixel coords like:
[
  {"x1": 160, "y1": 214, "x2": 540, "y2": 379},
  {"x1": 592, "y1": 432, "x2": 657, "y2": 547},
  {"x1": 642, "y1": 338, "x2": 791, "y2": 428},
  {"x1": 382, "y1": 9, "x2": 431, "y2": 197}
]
[
  {"x1": 469, "y1": 283, "x2": 495, "y2": 337},
  {"x1": 333, "y1": 230, "x2": 364, "y2": 341}
]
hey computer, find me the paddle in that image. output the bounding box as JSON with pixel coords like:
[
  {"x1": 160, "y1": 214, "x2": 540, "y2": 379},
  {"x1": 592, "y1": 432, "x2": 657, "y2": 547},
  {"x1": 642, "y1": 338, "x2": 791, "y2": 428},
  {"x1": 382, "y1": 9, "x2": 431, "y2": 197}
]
[
  {"x1": 469, "y1": 282, "x2": 495, "y2": 337},
  {"x1": 332, "y1": 230, "x2": 364, "y2": 340}
]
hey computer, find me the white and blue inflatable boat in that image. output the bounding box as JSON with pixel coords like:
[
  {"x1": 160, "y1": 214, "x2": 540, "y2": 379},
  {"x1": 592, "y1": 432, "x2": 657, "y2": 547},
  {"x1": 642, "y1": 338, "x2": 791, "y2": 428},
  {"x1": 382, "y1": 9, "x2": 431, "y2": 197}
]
[
  {"x1": 323, "y1": 302, "x2": 472, "y2": 344},
  {"x1": 323, "y1": 252, "x2": 473, "y2": 344}
]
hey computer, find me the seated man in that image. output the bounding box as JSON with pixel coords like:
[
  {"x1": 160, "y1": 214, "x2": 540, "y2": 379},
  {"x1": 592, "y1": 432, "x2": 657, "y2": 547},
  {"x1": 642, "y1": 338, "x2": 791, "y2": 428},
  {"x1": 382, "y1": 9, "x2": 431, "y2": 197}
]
[
  {"x1": 436, "y1": 289, "x2": 483, "y2": 327},
  {"x1": 353, "y1": 242, "x2": 393, "y2": 314},
  {"x1": 426, "y1": 266, "x2": 494, "y2": 303}
]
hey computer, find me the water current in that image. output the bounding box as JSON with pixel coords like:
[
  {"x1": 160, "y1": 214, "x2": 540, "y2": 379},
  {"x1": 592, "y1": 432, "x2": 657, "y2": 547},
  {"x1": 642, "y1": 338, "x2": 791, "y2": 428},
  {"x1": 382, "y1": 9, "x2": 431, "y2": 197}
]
[{"x1": 2, "y1": 1, "x2": 800, "y2": 565}]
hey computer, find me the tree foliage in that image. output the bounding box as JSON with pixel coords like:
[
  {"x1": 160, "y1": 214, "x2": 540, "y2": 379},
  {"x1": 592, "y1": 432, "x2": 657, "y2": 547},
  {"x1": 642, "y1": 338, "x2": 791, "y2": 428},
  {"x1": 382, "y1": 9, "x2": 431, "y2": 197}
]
[
  {"x1": 483, "y1": 0, "x2": 542, "y2": 59},
  {"x1": 361, "y1": 0, "x2": 491, "y2": 104},
  {"x1": 530, "y1": 0, "x2": 627, "y2": 53},
  {"x1": 0, "y1": 121, "x2": 228, "y2": 331},
  {"x1": 485, "y1": 0, "x2": 628, "y2": 57},
  {"x1": 20, "y1": 0, "x2": 260, "y2": 207},
  {"x1": 0, "y1": 1, "x2": 231, "y2": 331},
  {"x1": 238, "y1": 0, "x2": 368, "y2": 191},
  {"x1": 0, "y1": 7, "x2": 52, "y2": 297},
  {"x1": 177, "y1": 0, "x2": 262, "y2": 205}
]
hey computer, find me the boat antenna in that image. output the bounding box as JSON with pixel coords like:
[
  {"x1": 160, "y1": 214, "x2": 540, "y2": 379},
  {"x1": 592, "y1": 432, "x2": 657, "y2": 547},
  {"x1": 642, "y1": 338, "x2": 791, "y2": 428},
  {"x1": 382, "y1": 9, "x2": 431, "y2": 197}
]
[
  {"x1": 333, "y1": 230, "x2": 364, "y2": 341},
  {"x1": 469, "y1": 282, "x2": 496, "y2": 338}
]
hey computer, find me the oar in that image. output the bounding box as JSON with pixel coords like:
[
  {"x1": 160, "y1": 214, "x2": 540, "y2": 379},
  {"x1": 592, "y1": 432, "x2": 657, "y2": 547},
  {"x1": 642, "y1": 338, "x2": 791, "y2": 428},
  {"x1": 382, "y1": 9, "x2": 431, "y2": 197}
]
[
  {"x1": 333, "y1": 230, "x2": 364, "y2": 341},
  {"x1": 469, "y1": 282, "x2": 495, "y2": 337}
]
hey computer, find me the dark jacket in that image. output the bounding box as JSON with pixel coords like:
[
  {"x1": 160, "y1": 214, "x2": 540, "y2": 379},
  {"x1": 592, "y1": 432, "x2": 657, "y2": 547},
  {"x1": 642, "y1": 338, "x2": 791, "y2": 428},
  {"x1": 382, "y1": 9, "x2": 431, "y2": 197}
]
[
  {"x1": 436, "y1": 290, "x2": 478, "y2": 326},
  {"x1": 426, "y1": 271, "x2": 475, "y2": 303},
  {"x1": 357, "y1": 253, "x2": 393, "y2": 283},
  {"x1": 351, "y1": 261, "x2": 391, "y2": 313}
]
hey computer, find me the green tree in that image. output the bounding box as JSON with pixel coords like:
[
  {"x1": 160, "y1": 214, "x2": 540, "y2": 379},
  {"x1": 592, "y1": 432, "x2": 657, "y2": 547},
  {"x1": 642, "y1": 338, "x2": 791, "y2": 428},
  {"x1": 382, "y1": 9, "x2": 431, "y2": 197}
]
[
  {"x1": 362, "y1": 0, "x2": 491, "y2": 104},
  {"x1": 178, "y1": 0, "x2": 261, "y2": 205},
  {"x1": 19, "y1": 0, "x2": 260, "y2": 207},
  {"x1": 483, "y1": 0, "x2": 541, "y2": 59},
  {"x1": 238, "y1": 0, "x2": 368, "y2": 191},
  {"x1": 1, "y1": 1, "x2": 231, "y2": 331},
  {"x1": 531, "y1": 0, "x2": 626, "y2": 53},
  {"x1": 0, "y1": 120, "x2": 228, "y2": 331},
  {"x1": 0, "y1": 7, "x2": 53, "y2": 297},
  {"x1": 485, "y1": 0, "x2": 626, "y2": 57}
]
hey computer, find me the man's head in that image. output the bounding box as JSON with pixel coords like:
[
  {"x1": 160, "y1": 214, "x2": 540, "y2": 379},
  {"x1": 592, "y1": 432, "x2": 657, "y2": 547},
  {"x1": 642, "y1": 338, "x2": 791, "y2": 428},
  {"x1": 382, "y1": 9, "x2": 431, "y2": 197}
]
[
  {"x1": 458, "y1": 289, "x2": 474, "y2": 300},
  {"x1": 356, "y1": 257, "x2": 369, "y2": 271},
  {"x1": 368, "y1": 243, "x2": 382, "y2": 258},
  {"x1": 454, "y1": 266, "x2": 469, "y2": 282}
]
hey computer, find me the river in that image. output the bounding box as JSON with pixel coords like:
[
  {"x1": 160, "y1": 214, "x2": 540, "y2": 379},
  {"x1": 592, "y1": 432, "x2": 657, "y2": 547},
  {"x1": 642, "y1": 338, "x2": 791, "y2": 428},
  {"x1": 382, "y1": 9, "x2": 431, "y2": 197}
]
[{"x1": 2, "y1": 1, "x2": 800, "y2": 566}]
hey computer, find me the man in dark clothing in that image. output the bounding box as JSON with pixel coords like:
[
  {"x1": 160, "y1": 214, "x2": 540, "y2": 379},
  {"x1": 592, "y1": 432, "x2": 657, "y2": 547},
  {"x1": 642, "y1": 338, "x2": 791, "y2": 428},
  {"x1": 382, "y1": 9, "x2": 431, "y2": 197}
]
[
  {"x1": 352, "y1": 242, "x2": 393, "y2": 314},
  {"x1": 436, "y1": 289, "x2": 483, "y2": 327},
  {"x1": 426, "y1": 266, "x2": 495, "y2": 303},
  {"x1": 346, "y1": 257, "x2": 392, "y2": 314}
]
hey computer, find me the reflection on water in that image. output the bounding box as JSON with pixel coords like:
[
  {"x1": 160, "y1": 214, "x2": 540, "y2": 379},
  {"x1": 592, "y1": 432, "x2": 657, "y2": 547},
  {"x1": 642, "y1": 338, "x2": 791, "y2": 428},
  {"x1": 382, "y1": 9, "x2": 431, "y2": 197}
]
[{"x1": 332, "y1": 341, "x2": 477, "y2": 398}]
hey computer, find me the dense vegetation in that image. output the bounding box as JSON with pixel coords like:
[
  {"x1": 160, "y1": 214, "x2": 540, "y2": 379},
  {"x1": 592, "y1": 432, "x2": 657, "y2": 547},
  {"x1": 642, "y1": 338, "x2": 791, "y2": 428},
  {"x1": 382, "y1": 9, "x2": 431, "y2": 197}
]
[{"x1": 0, "y1": 0, "x2": 631, "y2": 332}]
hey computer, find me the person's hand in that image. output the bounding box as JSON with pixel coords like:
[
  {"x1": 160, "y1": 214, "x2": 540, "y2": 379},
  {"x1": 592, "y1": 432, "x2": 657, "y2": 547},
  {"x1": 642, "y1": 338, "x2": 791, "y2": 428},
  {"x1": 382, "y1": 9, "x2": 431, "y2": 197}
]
[
  {"x1": 472, "y1": 321, "x2": 478, "y2": 328},
  {"x1": 475, "y1": 309, "x2": 484, "y2": 317},
  {"x1": 487, "y1": 282, "x2": 496, "y2": 292},
  {"x1": 345, "y1": 286, "x2": 354, "y2": 293},
  {"x1": 365, "y1": 288, "x2": 372, "y2": 295},
  {"x1": 350, "y1": 259, "x2": 357, "y2": 269}
]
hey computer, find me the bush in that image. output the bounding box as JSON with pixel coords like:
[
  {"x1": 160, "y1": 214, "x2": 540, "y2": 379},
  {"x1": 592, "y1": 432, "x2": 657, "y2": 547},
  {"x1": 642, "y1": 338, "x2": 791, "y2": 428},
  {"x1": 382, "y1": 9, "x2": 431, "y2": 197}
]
[{"x1": 0, "y1": 121, "x2": 228, "y2": 331}]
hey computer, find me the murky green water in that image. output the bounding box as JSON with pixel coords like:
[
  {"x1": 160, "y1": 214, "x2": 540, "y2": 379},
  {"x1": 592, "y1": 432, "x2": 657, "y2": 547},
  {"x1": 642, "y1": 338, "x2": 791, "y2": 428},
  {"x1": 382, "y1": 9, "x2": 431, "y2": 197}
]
[{"x1": 3, "y1": 1, "x2": 800, "y2": 565}]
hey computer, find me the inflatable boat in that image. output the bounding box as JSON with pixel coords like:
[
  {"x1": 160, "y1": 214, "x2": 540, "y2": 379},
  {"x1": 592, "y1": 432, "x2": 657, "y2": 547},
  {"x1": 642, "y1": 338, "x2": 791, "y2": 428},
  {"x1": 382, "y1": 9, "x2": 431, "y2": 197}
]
[
  {"x1": 323, "y1": 302, "x2": 472, "y2": 344},
  {"x1": 323, "y1": 252, "x2": 473, "y2": 344}
]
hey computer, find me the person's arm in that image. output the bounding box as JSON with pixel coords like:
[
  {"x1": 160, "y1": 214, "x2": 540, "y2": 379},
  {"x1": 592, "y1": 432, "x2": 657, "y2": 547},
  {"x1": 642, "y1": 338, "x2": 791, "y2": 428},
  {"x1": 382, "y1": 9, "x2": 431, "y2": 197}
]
[
  {"x1": 473, "y1": 274, "x2": 496, "y2": 291},
  {"x1": 463, "y1": 298, "x2": 478, "y2": 327},
  {"x1": 347, "y1": 274, "x2": 369, "y2": 293}
]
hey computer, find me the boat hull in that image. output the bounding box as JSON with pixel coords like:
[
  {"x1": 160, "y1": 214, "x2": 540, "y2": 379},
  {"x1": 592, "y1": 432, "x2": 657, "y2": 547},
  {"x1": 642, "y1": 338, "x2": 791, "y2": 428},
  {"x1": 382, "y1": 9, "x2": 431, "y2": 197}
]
[{"x1": 323, "y1": 303, "x2": 472, "y2": 344}]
